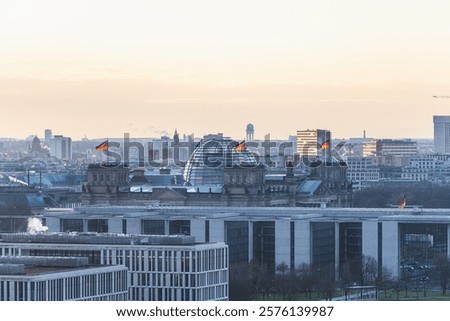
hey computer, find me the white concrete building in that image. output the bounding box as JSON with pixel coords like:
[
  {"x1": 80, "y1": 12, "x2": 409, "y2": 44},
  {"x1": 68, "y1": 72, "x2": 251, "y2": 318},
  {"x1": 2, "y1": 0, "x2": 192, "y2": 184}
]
[
  {"x1": 376, "y1": 139, "x2": 418, "y2": 157},
  {"x1": 0, "y1": 233, "x2": 228, "y2": 301},
  {"x1": 41, "y1": 205, "x2": 450, "y2": 282},
  {"x1": 401, "y1": 156, "x2": 436, "y2": 181},
  {"x1": 49, "y1": 135, "x2": 72, "y2": 160},
  {"x1": 0, "y1": 256, "x2": 128, "y2": 301},
  {"x1": 346, "y1": 157, "x2": 380, "y2": 190}
]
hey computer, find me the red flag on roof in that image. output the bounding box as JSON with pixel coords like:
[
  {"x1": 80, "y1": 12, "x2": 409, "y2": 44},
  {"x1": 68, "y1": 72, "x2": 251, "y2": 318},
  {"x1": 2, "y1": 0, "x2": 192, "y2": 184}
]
[
  {"x1": 95, "y1": 140, "x2": 109, "y2": 152},
  {"x1": 319, "y1": 140, "x2": 330, "y2": 150},
  {"x1": 234, "y1": 141, "x2": 246, "y2": 152},
  {"x1": 399, "y1": 195, "x2": 406, "y2": 209}
]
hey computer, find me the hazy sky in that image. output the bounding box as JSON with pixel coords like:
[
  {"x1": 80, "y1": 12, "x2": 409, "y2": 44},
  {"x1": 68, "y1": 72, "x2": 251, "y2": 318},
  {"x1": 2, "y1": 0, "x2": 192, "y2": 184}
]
[{"x1": 1, "y1": 0, "x2": 450, "y2": 140}]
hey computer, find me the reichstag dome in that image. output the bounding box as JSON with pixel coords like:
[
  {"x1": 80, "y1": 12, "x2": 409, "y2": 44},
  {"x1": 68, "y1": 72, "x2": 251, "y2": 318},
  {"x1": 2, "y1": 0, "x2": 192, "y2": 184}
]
[{"x1": 183, "y1": 137, "x2": 259, "y2": 186}]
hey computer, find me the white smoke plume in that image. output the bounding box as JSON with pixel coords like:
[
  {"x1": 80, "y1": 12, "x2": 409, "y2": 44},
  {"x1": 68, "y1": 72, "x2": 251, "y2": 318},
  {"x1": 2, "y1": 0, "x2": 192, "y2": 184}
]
[{"x1": 27, "y1": 218, "x2": 49, "y2": 234}]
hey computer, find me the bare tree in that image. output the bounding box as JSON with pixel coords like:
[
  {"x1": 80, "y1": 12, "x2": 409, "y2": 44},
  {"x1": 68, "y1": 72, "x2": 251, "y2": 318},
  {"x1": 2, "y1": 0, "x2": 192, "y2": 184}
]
[
  {"x1": 275, "y1": 262, "x2": 298, "y2": 300},
  {"x1": 229, "y1": 262, "x2": 256, "y2": 300},
  {"x1": 375, "y1": 266, "x2": 395, "y2": 298},
  {"x1": 316, "y1": 263, "x2": 336, "y2": 301},
  {"x1": 433, "y1": 254, "x2": 450, "y2": 295},
  {"x1": 297, "y1": 263, "x2": 316, "y2": 299},
  {"x1": 361, "y1": 255, "x2": 378, "y2": 286},
  {"x1": 255, "y1": 263, "x2": 273, "y2": 300}
]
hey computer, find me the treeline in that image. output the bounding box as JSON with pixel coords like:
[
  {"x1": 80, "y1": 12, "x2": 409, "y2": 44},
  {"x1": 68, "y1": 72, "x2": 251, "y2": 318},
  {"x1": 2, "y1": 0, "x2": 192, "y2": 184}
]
[
  {"x1": 353, "y1": 183, "x2": 450, "y2": 208},
  {"x1": 229, "y1": 256, "x2": 393, "y2": 301},
  {"x1": 229, "y1": 260, "x2": 336, "y2": 301},
  {"x1": 229, "y1": 254, "x2": 450, "y2": 300}
]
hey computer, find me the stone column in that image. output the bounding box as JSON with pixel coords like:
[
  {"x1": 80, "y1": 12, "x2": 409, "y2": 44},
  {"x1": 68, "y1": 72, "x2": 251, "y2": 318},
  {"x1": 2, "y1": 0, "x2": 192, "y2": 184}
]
[{"x1": 275, "y1": 220, "x2": 291, "y2": 268}]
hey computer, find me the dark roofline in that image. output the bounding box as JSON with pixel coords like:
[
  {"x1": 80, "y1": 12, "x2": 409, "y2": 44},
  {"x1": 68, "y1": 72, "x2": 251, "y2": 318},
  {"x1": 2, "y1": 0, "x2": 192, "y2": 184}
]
[{"x1": 88, "y1": 163, "x2": 129, "y2": 169}]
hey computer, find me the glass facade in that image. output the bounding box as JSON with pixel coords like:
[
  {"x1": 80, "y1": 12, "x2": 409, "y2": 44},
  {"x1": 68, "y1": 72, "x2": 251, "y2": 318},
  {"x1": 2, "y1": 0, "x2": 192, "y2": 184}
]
[
  {"x1": 183, "y1": 138, "x2": 258, "y2": 186},
  {"x1": 253, "y1": 221, "x2": 275, "y2": 272},
  {"x1": 311, "y1": 222, "x2": 335, "y2": 268},
  {"x1": 61, "y1": 219, "x2": 83, "y2": 232},
  {"x1": 225, "y1": 221, "x2": 249, "y2": 264},
  {"x1": 169, "y1": 220, "x2": 191, "y2": 235},
  {"x1": 399, "y1": 223, "x2": 447, "y2": 279},
  {"x1": 87, "y1": 219, "x2": 108, "y2": 233},
  {"x1": 339, "y1": 222, "x2": 362, "y2": 264},
  {"x1": 142, "y1": 220, "x2": 165, "y2": 235}
]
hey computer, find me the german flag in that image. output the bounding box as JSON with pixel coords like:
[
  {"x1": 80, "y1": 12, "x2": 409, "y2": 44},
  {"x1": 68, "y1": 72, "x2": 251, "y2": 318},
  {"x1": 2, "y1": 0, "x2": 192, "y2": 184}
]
[
  {"x1": 95, "y1": 140, "x2": 109, "y2": 152},
  {"x1": 234, "y1": 141, "x2": 246, "y2": 152},
  {"x1": 399, "y1": 195, "x2": 406, "y2": 209},
  {"x1": 319, "y1": 140, "x2": 330, "y2": 150}
]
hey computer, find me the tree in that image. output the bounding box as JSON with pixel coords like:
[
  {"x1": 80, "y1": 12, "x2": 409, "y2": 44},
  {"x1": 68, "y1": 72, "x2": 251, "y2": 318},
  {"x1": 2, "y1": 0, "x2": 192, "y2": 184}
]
[
  {"x1": 316, "y1": 263, "x2": 336, "y2": 301},
  {"x1": 297, "y1": 263, "x2": 316, "y2": 299},
  {"x1": 275, "y1": 262, "x2": 297, "y2": 300},
  {"x1": 375, "y1": 266, "x2": 395, "y2": 298},
  {"x1": 255, "y1": 263, "x2": 273, "y2": 300},
  {"x1": 229, "y1": 261, "x2": 258, "y2": 300},
  {"x1": 433, "y1": 254, "x2": 450, "y2": 295},
  {"x1": 361, "y1": 255, "x2": 378, "y2": 286}
]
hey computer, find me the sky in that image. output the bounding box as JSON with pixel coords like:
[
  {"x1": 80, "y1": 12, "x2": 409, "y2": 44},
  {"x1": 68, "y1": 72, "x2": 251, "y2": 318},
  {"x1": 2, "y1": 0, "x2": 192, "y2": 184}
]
[{"x1": 1, "y1": 0, "x2": 450, "y2": 140}]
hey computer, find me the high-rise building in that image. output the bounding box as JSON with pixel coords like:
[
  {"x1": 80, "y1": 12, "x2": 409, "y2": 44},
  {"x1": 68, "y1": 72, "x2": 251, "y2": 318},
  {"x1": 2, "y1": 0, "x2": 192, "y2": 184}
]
[
  {"x1": 296, "y1": 129, "x2": 331, "y2": 160},
  {"x1": 434, "y1": 115, "x2": 450, "y2": 154},
  {"x1": 44, "y1": 129, "x2": 53, "y2": 144},
  {"x1": 49, "y1": 135, "x2": 72, "y2": 160}
]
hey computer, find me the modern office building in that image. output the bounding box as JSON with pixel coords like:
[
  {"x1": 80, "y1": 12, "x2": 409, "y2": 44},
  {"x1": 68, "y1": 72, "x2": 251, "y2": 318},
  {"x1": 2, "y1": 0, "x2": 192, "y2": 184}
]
[
  {"x1": 0, "y1": 256, "x2": 128, "y2": 301},
  {"x1": 42, "y1": 204, "x2": 450, "y2": 282},
  {"x1": 49, "y1": 135, "x2": 72, "y2": 160},
  {"x1": 375, "y1": 139, "x2": 418, "y2": 157},
  {"x1": 434, "y1": 115, "x2": 450, "y2": 154},
  {"x1": 296, "y1": 129, "x2": 331, "y2": 160},
  {"x1": 401, "y1": 156, "x2": 436, "y2": 181},
  {"x1": 346, "y1": 157, "x2": 380, "y2": 190},
  {"x1": 0, "y1": 233, "x2": 228, "y2": 301}
]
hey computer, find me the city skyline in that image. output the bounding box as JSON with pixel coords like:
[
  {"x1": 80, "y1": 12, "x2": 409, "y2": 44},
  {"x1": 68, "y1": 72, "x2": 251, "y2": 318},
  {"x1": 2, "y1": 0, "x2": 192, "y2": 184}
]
[{"x1": 2, "y1": 1, "x2": 450, "y2": 140}]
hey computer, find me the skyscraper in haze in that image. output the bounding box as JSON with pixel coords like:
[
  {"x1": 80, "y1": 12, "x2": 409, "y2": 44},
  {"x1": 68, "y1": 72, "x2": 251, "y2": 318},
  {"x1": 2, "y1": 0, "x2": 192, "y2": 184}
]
[
  {"x1": 433, "y1": 115, "x2": 450, "y2": 154},
  {"x1": 49, "y1": 135, "x2": 72, "y2": 160},
  {"x1": 44, "y1": 129, "x2": 53, "y2": 144}
]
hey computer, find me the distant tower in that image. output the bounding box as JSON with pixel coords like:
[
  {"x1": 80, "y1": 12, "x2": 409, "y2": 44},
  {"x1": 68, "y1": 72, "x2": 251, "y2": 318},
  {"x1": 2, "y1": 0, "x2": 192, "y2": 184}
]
[
  {"x1": 246, "y1": 123, "x2": 254, "y2": 141},
  {"x1": 31, "y1": 136, "x2": 41, "y2": 152},
  {"x1": 44, "y1": 129, "x2": 53, "y2": 144},
  {"x1": 173, "y1": 129, "x2": 180, "y2": 145},
  {"x1": 173, "y1": 129, "x2": 180, "y2": 165},
  {"x1": 434, "y1": 115, "x2": 450, "y2": 154}
]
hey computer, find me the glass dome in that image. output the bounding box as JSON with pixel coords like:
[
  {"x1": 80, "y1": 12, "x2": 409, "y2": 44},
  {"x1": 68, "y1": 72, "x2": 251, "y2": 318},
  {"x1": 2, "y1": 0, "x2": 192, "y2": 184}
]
[{"x1": 183, "y1": 138, "x2": 258, "y2": 186}]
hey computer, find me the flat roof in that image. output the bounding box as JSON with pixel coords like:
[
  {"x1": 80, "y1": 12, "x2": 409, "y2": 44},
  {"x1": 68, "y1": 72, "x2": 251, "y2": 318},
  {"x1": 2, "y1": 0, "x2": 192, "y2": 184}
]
[
  {"x1": 0, "y1": 256, "x2": 125, "y2": 277},
  {"x1": 43, "y1": 204, "x2": 450, "y2": 222},
  {"x1": 0, "y1": 233, "x2": 197, "y2": 246}
]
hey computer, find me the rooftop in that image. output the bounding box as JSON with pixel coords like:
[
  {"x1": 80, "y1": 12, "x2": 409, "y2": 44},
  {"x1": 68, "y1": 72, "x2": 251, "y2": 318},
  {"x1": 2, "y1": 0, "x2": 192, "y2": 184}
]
[{"x1": 0, "y1": 232, "x2": 197, "y2": 246}]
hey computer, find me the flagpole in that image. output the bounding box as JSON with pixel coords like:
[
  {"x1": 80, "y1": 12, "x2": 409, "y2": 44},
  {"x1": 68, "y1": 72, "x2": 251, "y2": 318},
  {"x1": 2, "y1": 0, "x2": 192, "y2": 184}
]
[{"x1": 106, "y1": 139, "x2": 109, "y2": 166}]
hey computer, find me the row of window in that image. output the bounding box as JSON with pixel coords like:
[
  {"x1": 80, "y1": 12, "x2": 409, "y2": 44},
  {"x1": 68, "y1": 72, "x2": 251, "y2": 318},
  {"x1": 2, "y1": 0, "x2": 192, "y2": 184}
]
[{"x1": 0, "y1": 270, "x2": 128, "y2": 301}]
